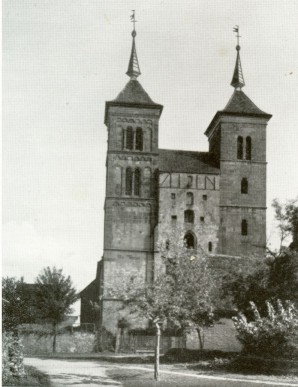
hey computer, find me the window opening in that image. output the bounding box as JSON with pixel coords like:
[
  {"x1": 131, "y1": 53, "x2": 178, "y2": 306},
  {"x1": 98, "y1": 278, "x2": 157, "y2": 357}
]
[
  {"x1": 134, "y1": 168, "x2": 141, "y2": 196},
  {"x1": 203, "y1": 195, "x2": 207, "y2": 201},
  {"x1": 241, "y1": 219, "x2": 248, "y2": 236},
  {"x1": 241, "y1": 178, "x2": 248, "y2": 194},
  {"x1": 126, "y1": 127, "x2": 133, "y2": 150},
  {"x1": 237, "y1": 136, "x2": 243, "y2": 159},
  {"x1": 125, "y1": 168, "x2": 133, "y2": 195},
  {"x1": 208, "y1": 242, "x2": 212, "y2": 252},
  {"x1": 184, "y1": 232, "x2": 196, "y2": 249},
  {"x1": 246, "y1": 136, "x2": 252, "y2": 160},
  {"x1": 184, "y1": 209, "x2": 194, "y2": 223},
  {"x1": 135, "y1": 127, "x2": 143, "y2": 151}
]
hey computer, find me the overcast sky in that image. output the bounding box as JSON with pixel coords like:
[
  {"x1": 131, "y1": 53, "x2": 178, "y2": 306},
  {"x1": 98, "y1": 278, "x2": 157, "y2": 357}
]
[{"x1": 3, "y1": 1, "x2": 298, "y2": 303}]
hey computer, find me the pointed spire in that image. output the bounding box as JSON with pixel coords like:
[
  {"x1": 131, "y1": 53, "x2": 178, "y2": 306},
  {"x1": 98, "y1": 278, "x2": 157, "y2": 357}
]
[
  {"x1": 231, "y1": 26, "x2": 245, "y2": 90},
  {"x1": 126, "y1": 11, "x2": 141, "y2": 80}
]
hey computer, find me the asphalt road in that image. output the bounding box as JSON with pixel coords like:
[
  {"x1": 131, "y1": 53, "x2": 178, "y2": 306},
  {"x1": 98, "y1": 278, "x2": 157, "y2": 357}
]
[{"x1": 24, "y1": 357, "x2": 298, "y2": 387}]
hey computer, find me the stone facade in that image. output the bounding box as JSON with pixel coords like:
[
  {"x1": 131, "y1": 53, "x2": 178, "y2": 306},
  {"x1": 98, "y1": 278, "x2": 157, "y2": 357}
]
[{"x1": 80, "y1": 36, "x2": 272, "y2": 350}]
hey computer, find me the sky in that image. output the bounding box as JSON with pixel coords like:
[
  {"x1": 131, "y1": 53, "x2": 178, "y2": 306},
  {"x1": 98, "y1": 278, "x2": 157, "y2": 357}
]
[{"x1": 3, "y1": 1, "x2": 298, "y2": 310}]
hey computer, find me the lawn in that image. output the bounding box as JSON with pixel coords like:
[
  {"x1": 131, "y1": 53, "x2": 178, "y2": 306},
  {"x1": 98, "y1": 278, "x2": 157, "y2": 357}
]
[
  {"x1": 107, "y1": 366, "x2": 298, "y2": 387},
  {"x1": 3, "y1": 365, "x2": 51, "y2": 386}
]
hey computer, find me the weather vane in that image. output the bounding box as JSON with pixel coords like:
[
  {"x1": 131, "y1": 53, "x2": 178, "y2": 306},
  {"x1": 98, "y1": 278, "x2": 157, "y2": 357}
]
[
  {"x1": 130, "y1": 10, "x2": 137, "y2": 33},
  {"x1": 233, "y1": 25, "x2": 241, "y2": 48}
]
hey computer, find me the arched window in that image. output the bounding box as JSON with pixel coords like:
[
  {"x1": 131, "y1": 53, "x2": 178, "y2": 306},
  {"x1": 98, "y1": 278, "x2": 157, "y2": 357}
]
[
  {"x1": 208, "y1": 242, "x2": 213, "y2": 252},
  {"x1": 134, "y1": 168, "x2": 141, "y2": 196},
  {"x1": 135, "y1": 127, "x2": 143, "y2": 151},
  {"x1": 186, "y1": 192, "x2": 194, "y2": 205},
  {"x1": 184, "y1": 232, "x2": 196, "y2": 249},
  {"x1": 184, "y1": 209, "x2": 194, "y2": 223},
  {"x1": 241, "y1": 219, "x2": 248, "y2": 236},
  {"x1": 246, "y1": 136, "x2": 252, "y2": 160},
  {"x1": 126, "y1": 127, "x2": 133, "y2": 150},
  {"x1": 237, "y1": 136, "x2": 243, "y2": 159},
  {"x1": 241, "y1": 178, "x2": 248, "y2": 194},
  {"x1": 125, "y1": 167, "x2": 133, "y2": 195}
]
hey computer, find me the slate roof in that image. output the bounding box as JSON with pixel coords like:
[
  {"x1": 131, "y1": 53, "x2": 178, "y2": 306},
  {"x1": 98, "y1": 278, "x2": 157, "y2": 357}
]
[
  {"x1": 113, "y1": 79, "x2": 159, "y2": 105},
  {"x1": 223, "y1": 90, "x2": 269, "y2": 115},
  {"x1": 159, "y1": 149, "x2": 220, "y2": 174}
]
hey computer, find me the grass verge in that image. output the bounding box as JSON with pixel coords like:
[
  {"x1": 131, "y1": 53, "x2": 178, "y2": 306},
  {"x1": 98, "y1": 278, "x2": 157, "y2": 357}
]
[{"x1": 3, "y1": 365, "x2": 51, "y2": 386}]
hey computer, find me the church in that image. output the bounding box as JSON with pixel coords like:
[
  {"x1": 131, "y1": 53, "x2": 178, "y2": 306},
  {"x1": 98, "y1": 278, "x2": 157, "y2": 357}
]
[{"x1": 81, "y1": 22, "x2": 272, "y2": 348}]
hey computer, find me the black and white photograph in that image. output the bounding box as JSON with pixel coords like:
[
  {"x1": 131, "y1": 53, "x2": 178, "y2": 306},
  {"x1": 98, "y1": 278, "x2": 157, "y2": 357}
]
[{"x1": 2, "y1": 1, "x2": 298, "y2": 385}]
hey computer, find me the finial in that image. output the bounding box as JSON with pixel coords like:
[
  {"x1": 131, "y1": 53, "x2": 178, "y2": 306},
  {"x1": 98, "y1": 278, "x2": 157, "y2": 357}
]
[
  {"x1": 231, "y1": 25, "x2": 245, "y2": 90},
  {"x1": 126, "y1": 10, "x2": 141, "y2": 80}
]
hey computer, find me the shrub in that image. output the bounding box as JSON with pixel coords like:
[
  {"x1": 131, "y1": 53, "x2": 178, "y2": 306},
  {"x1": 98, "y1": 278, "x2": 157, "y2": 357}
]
[
  {"x1": 2, "y1": 333, "x2": 25, "y2": 384},
  {"x1": 233, "y1": 300, "x2": 298, "y2": 359}
]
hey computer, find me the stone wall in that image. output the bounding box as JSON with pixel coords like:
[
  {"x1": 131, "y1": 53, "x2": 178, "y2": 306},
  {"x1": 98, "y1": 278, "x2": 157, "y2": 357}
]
[
  {"x1": 186, "y1": 318, "x2": 241, "y2": 352},
  {"x1": 157, "y1": 172, "x2": 220, "y2": 255}
]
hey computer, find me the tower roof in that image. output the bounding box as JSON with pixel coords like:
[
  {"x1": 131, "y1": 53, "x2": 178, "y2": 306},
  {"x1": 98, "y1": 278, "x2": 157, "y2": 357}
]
[
  {"x1": 223, "y1": 90, "x2": 269, "y2": 115},
  {"x1": 104, "y1": 13, "x2": 162, "y2": 124},
  {"x1": 126, "y1": 31, "x2": 141, "y2": 79},
  {"x1": 231, "y1": 48, "x2": 245, "y2": 89},
  {"x1": 112, "y1": 79, "x2": 158, "y2": 105},
  {"x1": 230, "y1": 26, "x2": 245, "y2": 89}
]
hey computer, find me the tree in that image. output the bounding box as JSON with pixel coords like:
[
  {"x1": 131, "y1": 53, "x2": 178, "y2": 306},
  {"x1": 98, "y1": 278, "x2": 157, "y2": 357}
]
[
  {"x1": 163, "y1": 247, "x2": 215, "y2": 350},
  {"x1": 112, "y1": 274, "x2": 176, "y2": 381},
  {"x1": 271, "y1": 197, "x2": 298, "y2": 255},
  {"x1": 34, "y1": 267, "x2": 78, "y2": 353},
  {"x1": 223, "y1": 198, "x2": 298, "y2": 316},
  {"x1": 233, "y1": 300, "x2": 298, "y2": 359},
  {"x1": 2, "y1": 277, "x2": 35, "y2": 333},
  {"x1": 112, "y1": 236, "x2": 215, "y2": 380}
]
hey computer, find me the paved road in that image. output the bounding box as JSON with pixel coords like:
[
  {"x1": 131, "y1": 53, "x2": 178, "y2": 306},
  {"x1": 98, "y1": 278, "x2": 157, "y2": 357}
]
[
  {"x1": 24, "y1": 357, "x2": 298, "y2": 387},
  {"x1": 24, "y1": 357, "x2": 121, "y2": 386}
]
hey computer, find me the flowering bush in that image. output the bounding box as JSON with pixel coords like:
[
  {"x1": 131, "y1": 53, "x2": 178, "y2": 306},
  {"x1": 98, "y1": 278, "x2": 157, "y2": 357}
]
[
  {"x1": 2, "y1": 333, "x2": 25, "y2": 383},
  {"x1": 233, "y1": 300, "x2": 298, "y2": 359}
]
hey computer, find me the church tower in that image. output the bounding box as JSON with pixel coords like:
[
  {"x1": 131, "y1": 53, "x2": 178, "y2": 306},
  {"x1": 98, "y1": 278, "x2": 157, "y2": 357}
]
[
  {"x1": 205, "y1": 29, "x2": 272, "y2": 256},
  {"x1": 101, "y1": 19, "x2": 163, "y2": 333}
]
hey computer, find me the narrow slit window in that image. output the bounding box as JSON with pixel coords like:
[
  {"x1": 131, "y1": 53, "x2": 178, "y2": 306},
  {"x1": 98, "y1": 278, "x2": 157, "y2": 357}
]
[
  {"x1": 237, "y1": 136, "x2": 243, "y2": 160},
  {"x1": 125, "y1": 167, "x2": 133, "y2": 196},
  {"x1": 134, "y1": 168, "x2": 141, "y2": 196},
  {"x1": 208, "y1": 242, "x2": 212, "y2": 252},
  {"x1": 135, "y1": 127, "x2": 143, "y2": 151},
  {"x1": 126, "y1": 127, "x2": 133, "y2": 150},
  {"x1": 241, "y1": 178, "x2": 248, "y2": 194},
  {"x1": 203, "y1": 195, "x2": 207, "y2": 201},
  {"x1": 241, "y1": 219, "x2": 248, "y2": 236},
  {"x1": 246, "y1": 136, "x2": 252, "y2": 160}
]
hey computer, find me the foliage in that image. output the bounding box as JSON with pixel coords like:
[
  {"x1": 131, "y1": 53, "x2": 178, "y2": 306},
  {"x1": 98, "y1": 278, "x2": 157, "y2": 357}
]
[
  {"x1": 233, "y1": 300, "x2": 298, "y2": 359},
  {"x1": 271, "y1": 197, "x2": 298, "y2": 253},
  {"x1": 34, "y1": 266, "x2": 78, "y2": 352},
  {"x1": 222, "y1": 197, "x2": 298, "y2": 315},
  {"x1": 3, "y1": 365, "x2": 51, "y2": 386},
  {"x1": 2, "y1": 332, "x2": 25, "y2": 384},
  {"x1": 2, "y1": 277, "x2": 35, "y2": 332}
]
